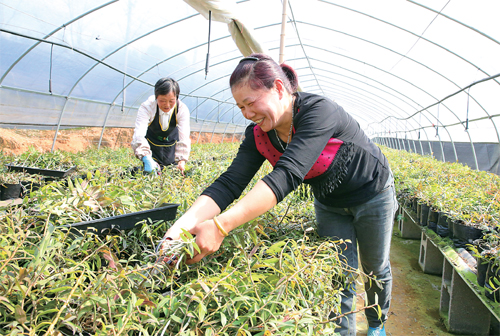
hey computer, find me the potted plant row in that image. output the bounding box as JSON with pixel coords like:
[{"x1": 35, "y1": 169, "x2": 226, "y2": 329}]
[{"x1": 383, "y1": 147, "x2": 500, "y2": 302}]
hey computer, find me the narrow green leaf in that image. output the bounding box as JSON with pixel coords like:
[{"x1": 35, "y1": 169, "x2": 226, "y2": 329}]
[{"x1": 15, "y1": 305, "x2": 26, "y2": 324}]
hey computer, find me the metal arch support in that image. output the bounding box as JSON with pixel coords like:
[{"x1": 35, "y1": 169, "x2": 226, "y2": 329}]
[
  {"x1": 308, "y1": 55, "x2": 484, "y2": 140},
  {"x1": 46, "y1": 20, "x2": 231, "y2": 147},
  {"x1": 290, "y1": 42, "x2": 497, "y2": 128},
  {"x1": 129, "y1": 36, "x2": 236, "y2": 111},
  {"x1": 381, "y1": 113, "x2": 435, "y2": 156},
  {"x1": 435, "y1": 131, "x2": 446, "y2": 163},
  {"x1": 221, "y1": 121, "x2": 230, "y2": 143},
  {"x1": 303, "y1": 79, "x2": 412, "y2": 128},
  {"x1": 210, "y1": 120, "x2": 218, "y2": 143},
  {"x1": 0, "y1": 29, "x2": 156, "y2": 151},
  {"x1": 197, "y1": 121, "x2": 205, "y2": 144},
  {"x1": 286, "y1": 3, "x2": 324, "y2": 95},
  {"x1": 0, "y1": 0, "x2": 119, "y2": 85},
  {"x1": 293, "y1": 42, "x2": 472, "y2": 103},
  {"x1": 400, "y1": 135, "x2": 407, "y2": 152},
  {"x1": 395, "y1": 136, "x2": 400, "y2": 150},
  {"x1": 378, "y1": 74, "x2": 500, "y2": 167},
  {"x1": 301, "y1": 75, "x2": 411, "y2": 117},
  {"x1": 372, "y1": 107, "x2": 461, "y2": 164},
  {"x1": 231, "y1": 119, "x2": 241, "y2": 143},
  {"x1": 297, "y1": 3, "x2": 500, "y2": 163},
  {"x1": 282, "y1": 26, "x2": 499, "y2": 152},
  {"x1": 364, "y1": 97, "x2": 457, "y2": 157},
  {"x1": 408, "y1": 0, "x2": 500, "y2": 46},
  {"x1": 173, "y1": 39, "x2": 500, "y2": 157},
  {"x1": 314, "y1": 2, "x2": 500, "y2": 87},
  {"x1": 290, "y1": 44, "x2": 494, "y2": 144},
  {"x1": 98, "y1": 103, "x2": 115, "y2": 149},
  {"x1": 50, "y1": 15, "x2": 200, "y2": 151}
]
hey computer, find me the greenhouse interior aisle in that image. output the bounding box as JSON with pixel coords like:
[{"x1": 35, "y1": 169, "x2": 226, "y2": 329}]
[
  {"x1": 2, "y1": 0, "x2": 500, "y2": 334},
  {"x1": 356, "y1": 221, "x2": 455, "y2": 336}
]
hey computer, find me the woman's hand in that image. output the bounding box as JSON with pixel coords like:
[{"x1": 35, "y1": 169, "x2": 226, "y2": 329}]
[
  {"x1": 160, "y1": 218, "x2": 225, "y2": 264},
  {"x1": 185, "y1": 219, "x2": 226, "y2": 264},
  {"x1": 177, "y1": 160, "x2": 186, "y2": 175}
]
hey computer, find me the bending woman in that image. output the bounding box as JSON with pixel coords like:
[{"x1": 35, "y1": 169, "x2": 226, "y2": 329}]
[
  {"x1": 131, "y1": 77, "x2": 191, "y2": 174},
  {"x1": 162, "y1": 53, "x2": 397, "y2": 336}
]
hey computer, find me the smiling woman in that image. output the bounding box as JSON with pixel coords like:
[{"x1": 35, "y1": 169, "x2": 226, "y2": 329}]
[{"x1": 160, "y1": 53, "x2": 397, "y2": 336}]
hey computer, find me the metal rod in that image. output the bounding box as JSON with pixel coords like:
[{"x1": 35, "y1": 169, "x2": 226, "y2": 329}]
[
  {"x1": 49, "y1": 44, "x2": 53, "y2": 93},
  {"x1": 205, "y1": 10, "x2": 212, "y2": 79},
  {"x1": 279, "y1": 0, "x2": 289, "y2": 64}
]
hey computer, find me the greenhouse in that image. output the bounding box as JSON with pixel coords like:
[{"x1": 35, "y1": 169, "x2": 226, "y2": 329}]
[{"x1": 1, "y1": 0, "x2": 500, "y2": 335}]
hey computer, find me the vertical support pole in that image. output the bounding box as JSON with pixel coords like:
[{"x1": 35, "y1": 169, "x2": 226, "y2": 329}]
[
  {"x1": 98, "y1": 103, "x2": 115, "y2": 149},
  {"x1": 279, "y1": 0, "x2": 289, "y2": 64},
  {"x1": 197, "y1": 121, "x2": 205, "y2": 144},
  {"x1": 210, "y1": 121, "x2": 217, "y2": 143},
  {"x1": 222, "y1": 122, "x2": 229, "y2": 143}
]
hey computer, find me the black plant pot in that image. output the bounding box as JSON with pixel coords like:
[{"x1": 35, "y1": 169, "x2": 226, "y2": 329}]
[
  {"x1": 416, "y1": 202, "x2": 421, "y2": 223},
  {"x1": 436, "y1": 212, "x2": 449, "y2": 238},
  {"x1": 427, "y1": 209, "x2": 439, "y2": 233},
  {"x1": 452, "y1": 220, "x2": 484, "y2": 249},
  {"x1": 447, "y1": 216, "x2": 454, "y2": 239},
  {"x1": 20, "y1": 181, "x2": 41, "y2": 198},
  {"x1": 477, "y1": 254, "x2": 490, "y2": 287},
  {"x1": 412, "y1": 198, "x2": 418, "y2": 213},
  {"x1": 6, "y1": 164, "x2": 76, "y2": 178},
  {"x1": 58, "y1": 203, "x2": 180, "y2": 236},
  {"x1": 485, "y1": 261, "x2": 500, "y2": 302},
  {"x1": 0, "y1": 183, "x2": 22, "y2": 200},
  {"x1": 420, "y1": 203, "x2": 430, "y2": 227}
]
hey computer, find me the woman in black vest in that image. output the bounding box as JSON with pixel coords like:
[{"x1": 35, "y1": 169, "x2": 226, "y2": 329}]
[{"x1": 131, "y1": 78, "x2": 191, "y2": 174}]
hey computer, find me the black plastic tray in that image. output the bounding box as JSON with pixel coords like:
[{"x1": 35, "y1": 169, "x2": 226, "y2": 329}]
[
  {"x1": 59, "y1": 203, "x2": 180, "y2": 235},
  {"x1": 6, "y1": 164, "x2": 77, "y2": 178}
]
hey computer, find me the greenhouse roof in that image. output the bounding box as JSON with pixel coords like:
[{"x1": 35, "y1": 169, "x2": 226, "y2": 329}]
[{"x1": 1, "y1": 0, "x2": 499, "y2": 143}]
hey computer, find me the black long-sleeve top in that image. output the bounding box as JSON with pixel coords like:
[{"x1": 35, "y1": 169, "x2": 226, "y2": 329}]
[{"x1": 202, "y1": 92, "x2": 390, "y2": 210}]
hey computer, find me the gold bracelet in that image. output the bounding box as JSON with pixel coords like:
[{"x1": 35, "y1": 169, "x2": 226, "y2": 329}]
[{"x1": 213, "y1": 216, "x2": 228, "y2": 237}]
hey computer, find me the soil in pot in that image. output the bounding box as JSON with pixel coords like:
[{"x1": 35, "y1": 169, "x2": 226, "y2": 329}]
[
  {"x1": 427, "y1": 208, "x2": 439, "y2": 233},
  {"x1": 420, "y1": 203, "x2": 430, "y2": 227},
  {"x1": 436, "y1": 212, "x2": 449, "y2": 238},
  {"x1": 0, "y1": 183, "x2": 22, "y2": 200}
]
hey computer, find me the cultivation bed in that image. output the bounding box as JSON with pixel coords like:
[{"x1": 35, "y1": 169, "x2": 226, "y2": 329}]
[
  {"x1": 439, "y1": 240, "x2": 500, "y2": 334},
  {"x1": 58, "y1": 203, "x2": 180, "y2": 235},
  {"x1": 398, "y1": 205, "x2": 500, "y2": 334}
]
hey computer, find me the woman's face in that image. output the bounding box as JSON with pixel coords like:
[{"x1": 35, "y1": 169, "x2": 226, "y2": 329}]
[
  {"x1": 232, "y1": 81, "x2": 284, "y2": 132},
  {"x1": 157, "y1": 91, "x2": 176, "y2": 113}
]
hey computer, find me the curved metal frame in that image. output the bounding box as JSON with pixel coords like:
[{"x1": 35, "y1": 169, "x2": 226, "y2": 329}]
[
  {"x1": 0, "y1": 0, "x2": 119, "y2": 85},
  {"x1": 1, "y1": 0, "x2": 498, "y2": 152}
]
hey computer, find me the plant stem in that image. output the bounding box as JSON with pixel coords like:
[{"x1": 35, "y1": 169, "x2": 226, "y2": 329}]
[{"x1": 43, "y1": 270, "x2": 86, "y2": 336}]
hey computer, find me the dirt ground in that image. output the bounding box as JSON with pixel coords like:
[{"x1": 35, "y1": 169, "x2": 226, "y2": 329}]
[
  {"x1": 0, "y1": 127, "x2": 239, "y2": 156},
  {"x1": 366, "y1": 225, "x2": 455, "y2": 336},
  {"x1": 0, "y1": 127, "x2": 459, "y2": 335}
]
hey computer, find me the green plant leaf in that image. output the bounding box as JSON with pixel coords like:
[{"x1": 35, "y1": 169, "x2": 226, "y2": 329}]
[{"x1": 15, "y1": 305, "x2": 26, "y2": 324}]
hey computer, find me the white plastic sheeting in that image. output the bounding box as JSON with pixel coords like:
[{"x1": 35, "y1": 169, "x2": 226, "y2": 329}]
[{"x1": 1, "y1": 0, "x2": 499, "y2": 148}]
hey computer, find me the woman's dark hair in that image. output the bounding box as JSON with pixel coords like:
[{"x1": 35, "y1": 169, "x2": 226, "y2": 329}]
[
  {"x1": 229, "y1": 53, "x2": 298, "y2": 93},
  {"x1": 155, "y1": 77, "x2": 180, "y2": 99}
]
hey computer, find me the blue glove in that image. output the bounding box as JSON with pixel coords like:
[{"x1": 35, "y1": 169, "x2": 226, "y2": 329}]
[{"x1": 142, "y1": 156, "x2": 158, "y2": 173}]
